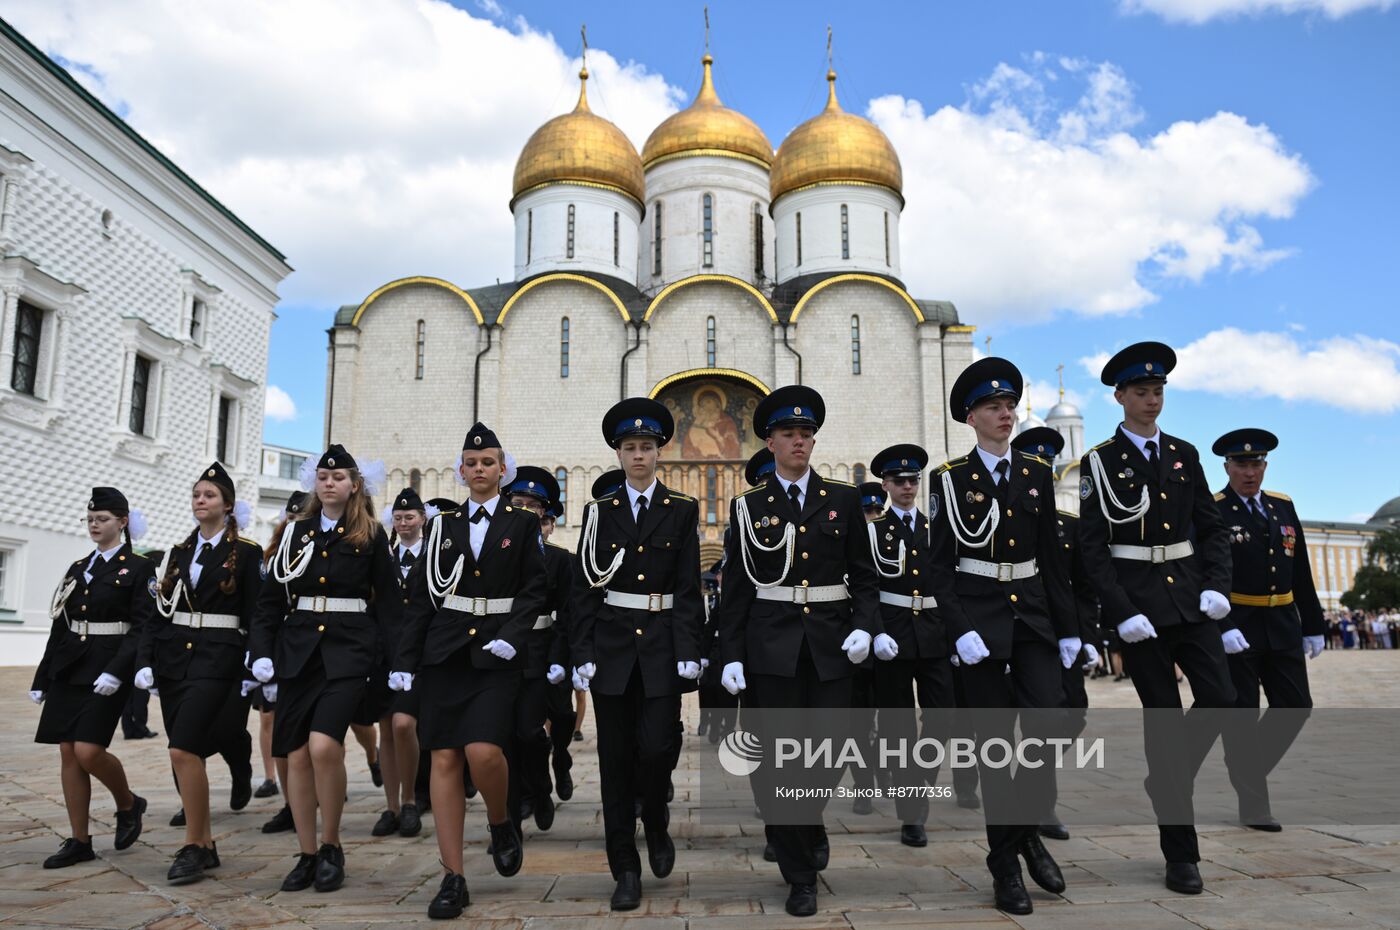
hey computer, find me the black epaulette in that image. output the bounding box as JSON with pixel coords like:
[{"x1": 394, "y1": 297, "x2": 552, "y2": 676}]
[
  {"x1": 736, "y1": 485, "x2": 767, "y2": 498},
  {"x1": 1089, "y1": 437, "x2": 1115, "y2": 452},
  {"x1": 666, "y1": 491, "x2": 696, "y2": 502},
  {"x1": 825, "y1": 478, "x2": 856, "y2": 488}
]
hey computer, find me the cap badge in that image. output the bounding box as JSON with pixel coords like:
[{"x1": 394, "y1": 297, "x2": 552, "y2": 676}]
[
  {"x1": 1244, "y1": 443, "x2": 1253, "y2": 451},
  {"x1": 328, "y1": 457, "x2": 335, "y2": 466},
  {"x1": 1145, "y1": 362, "x2": 1154, "y2": 371},
  {"x1": 901, "y1": 459, "x2": 909, "y2": 466},
  {"x1": 527, "y1": 481, "x2": 535, "y2": 488},
  {"x1": 207, "y1": 468, "x2": 216, "y2": 477},
  {"x1": 473, "y1": 436, "x2": 481, "y2": 446},
  {"x1": 634, "y1": 418, "x2": 643, "y2": 427},
  {"x1": 991, "y1": 380, "x2": 1000, "y2": 388},
  {"x1": 794, "y1": 406, "x2": 802, "y2": 415}
]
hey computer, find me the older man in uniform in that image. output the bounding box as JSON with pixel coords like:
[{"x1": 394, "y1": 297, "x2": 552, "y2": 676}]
[{"x1": 1211, "y1": 428, "x2": 1325, "y2": 832}]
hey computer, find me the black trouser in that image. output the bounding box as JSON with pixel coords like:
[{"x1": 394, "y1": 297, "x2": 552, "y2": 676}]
[
  {"x1": 950, "y1": 663, "x2": 980, "y2": 800},
  {"x1": 592, "y1": 663, "x2": 680, "y2": 879},
  {"x1": 873, "y1": 655, "x2": 954, "y2": 825},
  {"x1": 545, "y1": 679, "x2": 576, "y2": 780},
  {"x1": 849, "y1": 666, "x2": 875, "y2": 793},
  {"x1": 745, "y1": 640, "x2": 854, "y2": 887},
  {"x1": 960, "y1": 633, "x2": 1065, "y2": 879},
  {"x1": 121, "y1": 687, "x2": 151, "y2": 738},
  {"x1": 509, "y1": 675, "x2": 553, "y2": 826},
  {"x1": 1121, "y1": 620, "x2": 1236, "y2": 864},
  {"x1": 1223, "y1": 643, "x2": 1312, "y2": 821}
]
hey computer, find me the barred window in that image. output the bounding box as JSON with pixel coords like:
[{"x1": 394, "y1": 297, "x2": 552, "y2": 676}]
[
  {"x1": 613, "y1": 211, "x2": 620, "y2": 266},
  {"x1": 840, "y1": 204, "x2": 850, "y2": 260},
  {"x1": 560, "y1": 317, "x2": 571, "y2": 378},
  {"x1": 527, "y1": 209, "x2": 533, "y2": 264},
  {"x1": 10, "y1": 300, "x2": 41, "y2": 395},
  {"x1": 653, "y1": 201, "x2": 663, "y2": 275},
  {"x1": 851, "y1": 315, "x2": 862, "y2": 375},
  {"x1": 702, "y1": 194, "x2": 714, "y2": 267},
  {"x1": 566, "y1": 204, "x2": 575, "y2": 259},
  {"x1": 795, "y1": 212, "x2": 803, "y2": 266},
  {"x1": 753, "y1": 203, "x2": 764, "y2": 280},
  {"x1": 415, "y1": 319, "x2": 426, "y2": 380},
  {"x1": 883, "y1": 211, "x2": 890, "y2": 266},
  {"x1": 706, "y1": 316, "x2": 717, "y2": 367},
  {"x1": 129, "y1": 355, "x2": 152, "y2": 434},
  {"x1": 555, "y1": 467, "x2": 568, "y2": 525}
]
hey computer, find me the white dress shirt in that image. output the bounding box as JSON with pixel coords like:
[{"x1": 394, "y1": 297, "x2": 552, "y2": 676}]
[
  {"x1": 1119, "y1": 424, "x2": 1163, "y2": 461},
  {"x1": 625, "y1": 479, "x2": 659, "y2": 522},
  {"x1": 83, "y1": 543, "x2": 123, "y2": 584},
  {"x1": 396, "y1": 538, "x2": 423, "y2": 577},
  {"x1": 775, "y1": 469, "x2": 812, "y2": 511},
  {"x1": 188, "y1": 527, "x2": 227, "y2": 588},
  {"x1": 319, "y1": 513, "x2": 338, "y2": 533},
  {"x1": 467, "y1": 496, "x2": 499, "y2": 559},
  {"x1": 974, "y1": 445, "x2": 1013, "y2": 483},
  {"x1": 889, "y1": 504, "x2": 919, "y2": 529}
]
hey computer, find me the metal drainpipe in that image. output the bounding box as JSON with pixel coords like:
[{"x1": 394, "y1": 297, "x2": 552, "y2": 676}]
[
  {"x1": 472, "y1": 323, "x2": 495, "y2": 422},
  {"x1": 619, "y1": 320, "x2": 642, "y2": 399},
  {"x1": 780, "y1": 320, "x2": 802, "y2": 384},
  {"x1": 324, "y1": 326, "x2": 336, "y2": 446}
]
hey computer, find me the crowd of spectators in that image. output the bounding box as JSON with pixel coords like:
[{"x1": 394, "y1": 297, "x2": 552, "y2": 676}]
[{"x1": 1326, "y1": 609, "x2": 1398, "y2": 650}]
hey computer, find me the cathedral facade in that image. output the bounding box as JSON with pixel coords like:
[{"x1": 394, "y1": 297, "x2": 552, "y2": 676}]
[{"x1": 326, "y1": 55, "x2": 978, "y2": 563}]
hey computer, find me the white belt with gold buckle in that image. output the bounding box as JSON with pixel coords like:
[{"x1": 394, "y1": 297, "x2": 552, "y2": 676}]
[
  {"x1": 295, "y1": 596, "x2": 368, "y2": 614},
  {"x1": 172, "y1": 611, "x2": 242, "y2": 631},
  {"x1": 604, "y1": 591, "x2": 674, "y2": 612},
  {"x1": 879, "y1": 591, "x2": 937, "y2": 611},
  {"x1": 956, "y1": 558, "x2": 1038, "y2": 582},
  {"x1": 755, "y1": 584, "x2": 848, "y2": 605},
  {"x1": 67, "y1": 620, "x2": 130, "y2": 636},
  {"x1": 1109, "y1": 541, "x2": 1194, "y2": 563},
  {"x1": 441, "y1": 595, "x2": 514, "y2": 616}
]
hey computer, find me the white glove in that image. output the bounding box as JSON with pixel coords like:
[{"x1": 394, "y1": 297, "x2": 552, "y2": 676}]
[
  {"x1": 92, "y1": 673, "x2": 122, "y2": 696},
  {"x1": 133, "y1": 667, "x2": 155, "y2": 691},
  {"x1": 251, "y1": 657, "x2": 275, "y2": 683},
  {"x1": 483, "y1": 639, "x2": 517, "y2": 660},
  {"x1": 950, "y1": 654, "x2": 960, "y2": 667},
  {"x1": 721, "y1": 661, "x2": 746, "y2": 695},
  {"x1": 240, "y1": 679, "x2": 260, "y2": 697},
  {"x1": 1303, "y1": 635, "x2": 1325, "y2": 660},
  {"x1": 1082, "y1": 643, "x2": 1101, "y2": 669},
  {"x1": 1200, "y1": 590, "x2": 1231, "y2": 621},
  {"x1": 1057, "y1": 637, "x2": 1083, "y2": 669},
  {"x1": 872, "y1": 633, "x2": 900, "y2": 661},
  {"x1": 244, "y1": 650, "x2": 252, "y2": 671},
  {"x1": 955, "y1": 631, "x2": 990, "y2": 666},
  {"x1": 571, "y1": 667, "x2": 591, "y2": 692},
  {"x1": 576, "y1": 661, "x2": 596, "y2": 681},
  {"x1": 388, "y1": 671, "x2": 414, "y2": 692},
  {"x1": 1117, "y1": 614, "x2": 1157, "y2": 644},
  {"x1": 261, "y1": 683, "x2": 278, "y2": 703},
  {"x1": 677, "y1": 660, "x2": 702, "y2": 680},
  {"x1": 547, "y1": 664, "x2": 566, "y2": 684},
  {"x1": 842, "y1": 629, "x2": 872, "y2": 664},
  {"x1": 1221, "y1": 628, "x2": 1250, "y2": 654},
  {"x1": 29, "y1": 690, "x2": 44, "y2": 704},
  {"x1": 699, "y1": 657, "x2": 710, "y2": 670}
]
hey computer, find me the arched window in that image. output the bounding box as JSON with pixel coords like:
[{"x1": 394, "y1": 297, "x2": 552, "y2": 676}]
[
  {"x1": 566, "y1": 204, "x2": 576, "y2": 259},
  {"x1": 702, "y1": 193, "x2": 714, "y2": 267},
  {"x1": 415, "y1": 319, "x2": 426, "y2": 379},
  {"x1": 706, "y1": 465, "x2": 718, "y2": 525},
  {"x1": 851, "y1": 315, "x2": 862, "y2": 375},
  {"x1": 410, "y1": 468, "x2": 422, "y2": 494},
  {"x1": 853, "y1": 464, "x2": 866, "y2": 486},
  {"x1": 795, "y1": 211, "x2": 803, "y2": 266},
  {"x1": 526, "y1": 209, "x2": 533, "y2": 263},
  {"x1": 706, "y1": 316, "x2": 716, "y2": 367},
  {"x1": 883, "y1": 211, "x2": 891, "y2": 266},
  {"x1": 840, "y1": 204, "x2": 850, "y2": 260},
  {"x1": 613, "y1": 211, "x2": 620, "y2": 266},
  {"x1": 653, "y1": 201, "x2": 663, "y2": 276},
  {"x1": 753, "y1": 203, "x2": 764, "y2": 280},
  {"x1": 555, "y1": 467, "x2": 568, "y2": 525},
  {"x1": 560, "y1": 317, "x2": 570, "y2": 378}
]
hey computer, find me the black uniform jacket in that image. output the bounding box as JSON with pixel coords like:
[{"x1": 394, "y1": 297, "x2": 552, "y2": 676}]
[
  {"x1": 1055, "y1": 511, "x2": 1103, "y2": 645},
  {"x1": 1077, "y1": 428, "x2": 1232, "y2": 632},
  {"x1": 535, "y1": 541, "x2": 574, "y2": 676},
  {"x1": 928, "y1": 448, "x2": 1075, "y2": 658},
  {"x1": 396, "y1": 502, "x2": 546, "y2": 673},
  {"x1": 570, "y1": 481, "x2": 704, "y2": 698},
  {"x1": 872, "y1": 509, "x2": 954, "y2": 659},
  {"x1": 249, "y1": 516, "x2": 402, "y2": 680},
  {"x1": 715, "y1": 472, "x2": 881, "y2": 682},
  {"x1": 139, "y1": 533, "x2": 264, "y2": 681},
  {"x1": 1214, "y1": 488, "x2": 1324, "y2": 650},
  {"x1": 33, "y1": 542, "x2": 154, "y2": 691}
]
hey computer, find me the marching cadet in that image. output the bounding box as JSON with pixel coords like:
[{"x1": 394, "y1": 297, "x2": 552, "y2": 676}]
[
  {"x1": 248, "y1": 445, "x2": 401, "y2": 894},
  {"x1": 540, "y1": 494, "x2": 579, "y2": 804},
  {"x1": 1076, "y1": 342, "x2": 1235, "y2": 896},
  {"x1": 847, "y1": 480, "x2": 886, "y2": 815},
  {"x1": 1010, "y1": 427, "x2": 1102, "y2": 842},
  {"x1": 715, "y1": 385, "x2": 881, "y2": 918},
  {"x1": 928, "y1": 358, "x2": 1077, "y2": 916},
  {"x1": 570, "y1": 398, "x2": 703, "y2": 912},
  {"x1": 255, "y1": 491, "x2": 307, "y2": 837},
  {"x1": 859, "y1": 481, "x2": 886, "y2": 520},
  {"x1": 136, "y1": 462, "x2": 263, "y2": 884},
  {"x1": 1211, "y1": 428, "x2": 1325, "y2": 832},
  {"x1": 389, "y1": 423, "x2": 547, "y2": 919},
  {"x1": 31, "y1": 487, "x2": 152, "y2": 869},
  {"x1": 868, "y1": 444, "x2": 957, "y2": 848}
]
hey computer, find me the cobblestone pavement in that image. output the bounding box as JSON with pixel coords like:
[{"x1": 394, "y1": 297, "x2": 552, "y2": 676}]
[{"x1": 2, "y1": 653, "x2": 1397, "y2": 929}]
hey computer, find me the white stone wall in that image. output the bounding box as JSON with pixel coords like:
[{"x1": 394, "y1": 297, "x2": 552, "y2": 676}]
[
  {"x1": 643, "y1": 281, "x2": 777, "y2": 389},
  {"x1": 772, "y1": 185, "x2": 902, "y2": 283},
  {"x1": 512, "y1": 184, "x2": 641, "y2": 286},
  {"x1": 643, "y1": 157, "x2": 773, "y2": 292}
]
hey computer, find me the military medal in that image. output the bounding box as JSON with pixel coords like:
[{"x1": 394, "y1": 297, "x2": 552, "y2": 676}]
[
  {"x1": 974, "y1": 492, "x2": 986, "y2": 503},
  {"x1": 1124, "y1": 467, "x2": 1134, "y2": 478},
  {"x1": 770, "y1": 516, "x2": 781, "y2": 528},
  {"x1": 965, "y1": 491, "x2": 975, "y2": 503}
]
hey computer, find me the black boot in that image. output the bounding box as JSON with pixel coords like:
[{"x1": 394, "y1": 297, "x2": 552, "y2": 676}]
[
  {"x1": 814, "y1": 835, "x2": 830, "y2": 871},
  {"x1": 114, "y1": 795, "x2": 146, "y2": 850},
  {"x1": 262, "y1": 805, "x2": 294, "y2": 833},
  {"x1": 230, "y1": 774, "x2": 253, "y2": 812},
  {"x1": 280, "y1": 852, "x2": 317, "y2": 891},
  {"x1": 645, "y1": 825, "x2": 675, "y2": 878},
  {"x1": 1038, "y1": 820, "x2": 1070, "y2": 841},
  {"x1": 399, "y1": 802, "x2": 422, "y2": 837},
  {"x1": 369, "y1": 760, "x2": 383, "y2": 787},
  {"x1": 900, "y1": 824, "x2": 928, "y2": 847},
  {"x1": 43, "y1": 837, "x2": 95, "y2": 869},
  {"x1": 371, "y1": 810, "x2": 400, "y2": 836},
  {"x1": 610, "y1": 871, "x2": 641, "y2": 911},
  {"x1": 1165, "y1": 861, "x2": 1203, "y2": 894},
  {"x1": 993, "y1": 872, "x2": 1033, "y2": 915},
  {"x1": 313, "y1": 843, "x2": 345, "y2": 892},
  {"x1": 785, "y1": 882, "x2": 817, "y2": 917},
  {"x1": 167, "y1": 843, "x2": 210, "y2": 885},
  {"x1": 427, "y1": 872, "x2": 469, "y2": 919},
  {"x1": 489, "y1": 821, "x2": 522, "y2": 877},
  {"x1": 1019, "y1": 833, "x2": 1066, "y2": 894},
  {"x1": 254, "y1": 778, "x2": 280, "y2": 798}
]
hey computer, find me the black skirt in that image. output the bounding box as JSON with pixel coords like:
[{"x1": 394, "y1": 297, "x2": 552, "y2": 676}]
[
  {"x1": 157, "y1": 676, "x2": 239, "y2": 756},
  {"x1": 354, "y1": 664, "x2": 393, "y2": 726},
  {"x1": 271, "y1": 651, "x2": 366, "y2": 757},
  {"x1": 35, "y1": 679, "x2": 130, "y2": 748},
  {"x1": 417, "y1": 645, "x2": 521, "y2": 750},
  {"x1": 389, "y1": 685, "x2": 420, "y2": 719}
]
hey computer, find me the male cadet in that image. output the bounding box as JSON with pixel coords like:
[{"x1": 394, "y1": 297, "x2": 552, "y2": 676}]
[
  {"x1": 928, "y1": 358, "x2": 1078, "y2": 916},
  {"x1": 1211, "y1": 428, "x2": 1325, "y2": 832},
  {"x1": 1011, "y1": 427, "x2": 1102, "y2": 842},
  {"x1": 541, "y1": 494, "x2": 579, "y2": 803},
  {"x1": 1076, "y1": 342, "x2": 1235, "y2": 896},
  {"x1": 867, "y1": 444, "x2": 956, "y2": 848},
  {"x1": 715, "y1": 385, "x2": 880, "y2": 918},
  {"x1": 845, "y1": 480, "x2": 886, "y2": 816},
  {"x1": 570, "y1": 399, "x2": 703, "y2": 912}
]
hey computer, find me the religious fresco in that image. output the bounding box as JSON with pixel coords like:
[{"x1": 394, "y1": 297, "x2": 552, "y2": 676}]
[{"x1": 656, "y1": 379, "x2": 765, "y2": 462}]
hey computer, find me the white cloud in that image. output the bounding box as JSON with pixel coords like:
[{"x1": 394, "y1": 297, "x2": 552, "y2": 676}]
[
  {"x1": 3, "y1": 0, "x2": 683, "y2": 306},
  {"x1": 869, "y1": 55, "x2": 1313, "y2": 321},
  {"x1": 264, "y1": 385, "x2": 298, "y2": 421},
  {"x1": 1121, "y1": 0, "x2": 1397, "y2": 24}
]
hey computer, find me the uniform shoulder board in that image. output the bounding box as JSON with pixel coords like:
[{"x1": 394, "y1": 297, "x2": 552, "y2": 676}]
[
  {"x1": 667, "y1": 491, "x2": 695, "y2": 502},
  {"x1": 1089, "y1": 437, "x2": 1115, "y2": 452},
  {"x1": 736, "y1": 485, "x2": 767, "y2": 498},
  {"x1": 239, "y1": 536, "x2": 261, "y2": 546},
  {"x1": 933, "y1": 457, "x2": 967, "y2": 475},
  {"x1": 870, "y1": 513, "x2": 888, "y2": 522},
  {"x1": 1213, "y1": 492, "x2": 1226, "y2": 502},
  {"x1": 584, "y1": 496, "x2": 611, "y2": 507},
  {"x1": 824, "y1": 478, "x2": 855, "y2": 488},
  {"x1": 1019, "y1": 451, "x2": 1052, "y2": 467},
  {"x1": 1264, "y1": 489, "x2": 1292, "y2": 502}
]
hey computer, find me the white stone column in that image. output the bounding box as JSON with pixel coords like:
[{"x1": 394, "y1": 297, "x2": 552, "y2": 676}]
[{"x1": 0, "y1": 286, "x2": 19, "y2": 387}]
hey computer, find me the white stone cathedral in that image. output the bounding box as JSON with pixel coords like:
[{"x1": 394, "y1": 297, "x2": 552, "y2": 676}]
[{"x1": 327, "y1": 54, "x2": 981, "y2": 562}]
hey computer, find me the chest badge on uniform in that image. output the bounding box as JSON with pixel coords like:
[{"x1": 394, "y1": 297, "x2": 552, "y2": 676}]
[
  {"x1": 770, "y1": 516, "x2": 781, "y2": 528},
  {"x1": 760, "y1": 516, "x2": 770, "y2": 527},
  {"x1": 828, "y1": 510, "x2": 838, "y2": 521},
  {"x1": 1029, "y1": 488, "x2": 1039, "y2": 498},
  {"x1": 1281, "y1": 525, "x2": 1297, "y2": 555},
  {"x1": 118, "y1": 568, "x2": 128, "y2": 576},
  {"x1": 1230, "y1": 525, "x2": 1251, "y2": 544},
  {"x1": 928, "y1": 494, "x2": 939, "y2": 519},
  {"x1": 1080, "y1": 477, "x2": 1092, "y2": 500},
  {"x1": 300, "y1": 534, "x2": 310, "y2": 543},
  {"x1": 1173, "y1": 461, "x2": 1183, "y2": 470},
  {"x1": 965, "y1": 491, "x2": 975, "y2": 504},
  {"x1": 501, "y1": 538, "x2": 511, "y2": 548},
  {"x1": 442, "y1": 538, "x2": 453, "y2": 550},
  {"x1": 1124, "y1": 467, "x2": 1134, "y2": 478},
  {"x1": 147, "y1": 577, "x2": 158, "y2": 598},
  {"x1": 974, "y1": 492, "x2": 986, "y2": 503}
]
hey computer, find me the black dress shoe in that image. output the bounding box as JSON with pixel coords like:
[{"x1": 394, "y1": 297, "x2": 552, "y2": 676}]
[
  {"x1": 206, "y1": 841, "x2": 220, "y2": 869},
  {"x1": 230, "y1": 776, "x2": 253, "y2": 812},
  {"x1": 399, "y1": 803, "x2": 422, "y2": 837},
  {"x1": 313, "y1": 843, "x2": 345, "y2": 892},
  {"x1": 666, "y1": 782, "x2": 675, "y2": 803},
  {"x1": 114, "y1": 795, "x2": 146, "y2": 850},
  {"x1": 785, "y1": 882, "x2": 818, "y2": 917},
  {"x1": 1165, "y1": 861, "x2": 1203, "y2": 894},
  {"x1": 993, "y1": 873, "x2": 1033, "y2": 915},
  {"x1": 707, "y1": 727, "x2": 722, "y2": 745},
  {"x1": 262, "y1": 805, "x2": 295, "y2": 833},
  {"x1": 167, "y1": 843, "x2": 210, "y2": 885},
  {"x1": 489, "y1": 821, "x2": 522, "y2": 877},
  {"x1": 956, "y1": 793, "x2": 982, "y2": 810},
  {"x1": 281, "y1": 852, "x2": 317, "y2": 891},
  {"x1": 534, "y1": 795, "x2": 555, "y2": 831},
  {"x1": 572, "y1": 729, "x2": 583, "y2": 742},
  {"x1": 814, "y1": 836, "x2": 830, "y2": 871},
  {"x1": 610, "y1": 871, "x2": 641, "y2": 911},
  {"x1": 464, "y1": 780, "x2": 478, "y2": 799},
  {"x1": 762, "y1": 842, "x2": 778, "y2": 862},
  {"x1": 1039, "y1": 820, "x2": 1071, "y2": 841},
  {"x1": 645, "y1": 827, "x2": 675, "y2": 878},
  {"x1": 126, "y1": 726, "x2": 159, "y2": 739},
  {"x1": 369, "y1": 761, "x2": 383, "y2": 787},
  {"x1": 1019, "y1": 833, "x2": 1066, "y2": 893},
  {"x1": 254, "y1": 778, "x2": 280, "y2": 798},
  {"x1": 371, "y1": 810, "x2": 400, "y2": 836},
  {"x1": 852, "y1": 796, "x2": 874, "y2": 815},
  {"x1": 1244, "y1": 816, "x2": 1282, "y2": 832},
  {"x1": 170, "y1": 807, "x2": 186, "y2": 827},
  {"x1": 428, "y1": 872, "x2": 469, "y2": 919},
  {"x1": 900, "y1": 824, "x2": 928, "y2": 847},
  {"x1": 554, "y1": 764, "x2": 574, "y2": 801},
  {"x1": 519, "y1": 797, "x2": 535, "y2": 820},
  {"x1": 43, "y1": 837, "x2": 95, "y2": 869}
]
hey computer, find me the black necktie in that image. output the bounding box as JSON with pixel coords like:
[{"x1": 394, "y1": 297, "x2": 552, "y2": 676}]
[
  {"x1": 1248, "y1": 497, "x2": 1269, "y2": 532},
  {"x1": 400, "y1": 548, "x2": 416, "y2": 567},
  {"x1": 1145, "y1": 439, "x2": 1160, "y2": 469},
  {"x1": 902, "y1": 513, "x2": 913, "y2": 533},
  {"x1": 635, "y1": 494, "x2": 648, "y2": 525},
  {"x1": 470, "y1": 505, "x2": 490, "y2": 524},
  {"x1": 787, "y1": 483, "x2": 802, "y2": 517},
  {"x1": 197, "y1": 542, "x2": 215, "y2": 565},
  {"x1": 994, "y1": 460, "x2": 1010, "y2": 500}
]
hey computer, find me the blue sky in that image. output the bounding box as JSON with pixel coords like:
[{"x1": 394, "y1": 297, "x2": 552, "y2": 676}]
[{"x1": 9, "y1": 0, "x2": 1397, "y2": 521}]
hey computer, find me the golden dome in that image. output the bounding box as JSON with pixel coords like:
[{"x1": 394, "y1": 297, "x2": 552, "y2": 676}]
[
  {"x1": 641, "y1": 55, "x2": 772, "y2": 170},
  {"x1": 770, "y1": 70, "x2": 903, "y2": 204},
  {"x1": 512, "y1": 68, "x2": 645, "y2": 209}
]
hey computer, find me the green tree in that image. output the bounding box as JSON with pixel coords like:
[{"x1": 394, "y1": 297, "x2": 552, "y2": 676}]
[{"x1": 1341, "y1": 526, "x2": 1400, "y2": 611}]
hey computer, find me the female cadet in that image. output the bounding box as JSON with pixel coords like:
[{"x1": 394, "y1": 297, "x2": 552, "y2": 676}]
[
  {"x1": 255, "y1": 490, "x2": 307, "y2": 836},
  {"x1": 31, "y1": 487, "x2": 152, "y2": 868},
  {"x1": 135, "y1": 461, "x2": 263, "y2": 884},
  {"x1": 388, "y1": 422, "x2": 547, "y2": 919},
  {"x1": 248, "y1": 445, "x2": 400, "y2": 894}
]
